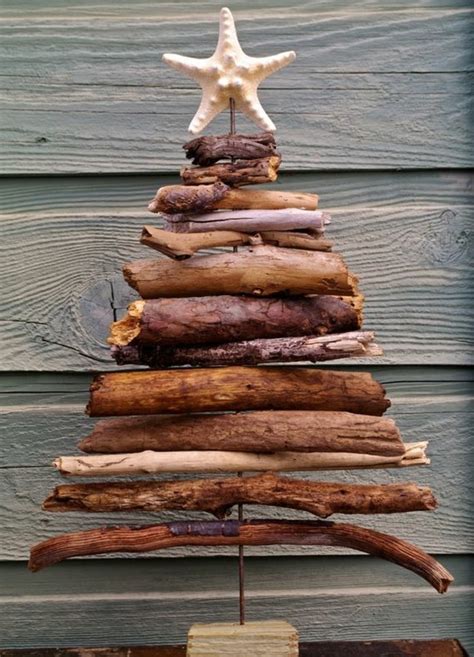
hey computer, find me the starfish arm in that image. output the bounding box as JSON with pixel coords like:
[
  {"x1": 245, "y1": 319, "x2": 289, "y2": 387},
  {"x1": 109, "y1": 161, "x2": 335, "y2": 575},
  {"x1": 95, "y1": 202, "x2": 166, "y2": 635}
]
[
  {"x1": 251, "y1": 50, "x2": 296, "y2": 81},
  {"x1": 216, "y1": 7, "x2": 244, "y2": 58},
  {"x1": 189, "y1": 92, "x2": 228, "y2": 134},
  {"x1": 162, "y1": 53, "x2": 208, "y2": 81},
  {"x1": 237, "y1": 92, "x2": 276, "y2": 133}
]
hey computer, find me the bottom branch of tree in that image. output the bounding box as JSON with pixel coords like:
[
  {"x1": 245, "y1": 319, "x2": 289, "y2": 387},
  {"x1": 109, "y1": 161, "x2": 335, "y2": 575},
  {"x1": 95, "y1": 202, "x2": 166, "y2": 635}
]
[
  {"x1": 28, "y1": 519, "x2": 454, "y2": 593},
  {"x1": 43, "y1": 472, "x2": 437, "y2": 518}
]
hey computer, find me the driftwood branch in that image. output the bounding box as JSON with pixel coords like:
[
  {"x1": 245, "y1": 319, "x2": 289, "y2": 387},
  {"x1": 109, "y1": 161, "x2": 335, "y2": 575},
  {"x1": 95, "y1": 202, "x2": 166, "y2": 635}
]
[
  {"x1": 28, "y1": 519, "x2": 454, "y2": 594},
  {"x1": 181, "y1": 155, "x2": 281, "y2": 187},
  {"x1": 43, "y1": 472, "x2": 437, "y2": 518},
  {"x1": 87, "y1": 367, "x2": 391, "y2": 417},
  {"x1": 140, "y1": 225, "x2": 332, "y2": 260},
  {"x1": 108, "y1": 296, "x2": 361, "y2": 348},
  {"x1": 54, "y1": 442, "x2": 428, "y2": 477},
  {"x1": 79, "y1": 410, "x2": 404, "y2": 456},
  {"x1": 184, "y1": 132, "x2": 278, "y2": 166},
  {"x1": 123, "y1": 246, "x2": 357, "y2": 298},
  {"x1": 163, "y1": 208, "x2": 329, "y2": 234}
]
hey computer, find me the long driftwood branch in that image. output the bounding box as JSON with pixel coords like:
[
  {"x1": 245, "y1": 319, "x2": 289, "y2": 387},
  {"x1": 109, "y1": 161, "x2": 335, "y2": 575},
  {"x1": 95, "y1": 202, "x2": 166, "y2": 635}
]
[
  {"x1": 111, "y1": 331, "x2": 381, "y2": 368},
  {"x1": 123, "y1": 246, "x2": 357, "y2": 298},
  {"x1": 163, "y1": 208, "x2": 329, "y2": 234},
  {"x1": 181, "y1": 155, "x2": 281, "y2": 187},
  {"x1": 87, "y1": 367, "x2": 391, "y2": 417},
  {"x1": 108, "y1": 296, "x2": 361, "y2": 348},
  {"x1": 54, "y1": 442, "x2": 428, "y2": 476},
  {"x1": 28, "y1": 518, "x2": 454, "y2": 594},
  {"x1": 79, "y1": 410, "x2": 403, "y2": 456},
  {"x1": 184, "y1": 132, "x2": 278, "y2": 166},
  {"x1": 43, "y1": 472, "x2": 437, "y2": 518},
  {"x1": 140, "y1": 225, "x2": 332, "y2": 259}
]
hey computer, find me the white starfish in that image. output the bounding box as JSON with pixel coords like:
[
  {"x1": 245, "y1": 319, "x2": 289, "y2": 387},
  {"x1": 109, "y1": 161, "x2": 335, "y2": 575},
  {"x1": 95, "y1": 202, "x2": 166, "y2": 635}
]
[{"x1": 163, "y1": 7, "x2": 296, "y2": 134}]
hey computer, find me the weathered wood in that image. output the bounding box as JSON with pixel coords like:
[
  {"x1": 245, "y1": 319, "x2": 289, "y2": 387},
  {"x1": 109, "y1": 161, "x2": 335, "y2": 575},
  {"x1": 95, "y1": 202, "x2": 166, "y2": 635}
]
[
  {"x1": 108, "y1": 296, "x2": 361, "y2": 347},
  {"x1": 140, "y1": 225, "x2": 332, "y2": 259},
  {"x1": 42, "y1": 472, "x2": 437, "y2": 518},
  {"x1": 183, "y1": 132, "x2": 278, "y2": 166},
  {"x1": 148, "y1": 184, "x2": 318, "y2": 214},
  {"x1": 28, "y1": 519, "x2": 455, "y2": 593},
  {"x1": 187, "y1": 620, "x2": 298, "y2": 657},
  {"x1": 78, "y1": 410, "x2": 404, "y2": 456},
  {"x1": 181, "y1": 155, "x2": 281, "y2": 187},
  {"x1": 124, "y1": 246, "x2": 356, "y2": 298},
  {"x1": 111, "y1": 331, "x2": 381, "y2": 368},
  {"x1": 53, "y1": 442, "x2": 428, "y2": 476},
  {"x1": 87, "y1": 367, "x2": 391, "y2": 417},
  {"x1": 163, "y1": 208, "x2": 329, "y2": 234}
]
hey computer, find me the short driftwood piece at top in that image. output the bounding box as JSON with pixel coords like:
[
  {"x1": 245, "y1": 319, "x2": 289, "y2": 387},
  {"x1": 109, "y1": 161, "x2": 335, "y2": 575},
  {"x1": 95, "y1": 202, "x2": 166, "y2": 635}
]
[
  {"x1": 123, "y1": 245, "x2": 357, "y2": 299},
  {"x1": 43, "y1": 472, "x2": 437, "y2": 518},
  {"x1": 140, "y1": 225, "x2": 332, "y2": 259},
  {"x1": 148, "y1": 183, "x2": 318, "y2": 215},
  {"x1": 163, "y1": 208, "x2": 329, "y2": 235},
  {"x1": 111, "y1": 331, "x2": 381, "y2": 368},
  {"x1": 79, "y1": 410, "x2": 404, "y2": 456},
  {"x1": 183, "y1": 132, "x2": 278, "y2": 166},
  {"x1": 108, "y1": 295, "x2": 361, "y2": 348},
  {"x1": 53, "y1": 442, "x2": 429, "y2": 476},
  {"x1": 87, "y1": 367, "x2": 391, "y2": 417},
  {"x1": 28, "y1": 518, "x2": 454, "y2": 594},
  {"x1": 180, "y1": 155, "x2": 281, "y2": 187}
]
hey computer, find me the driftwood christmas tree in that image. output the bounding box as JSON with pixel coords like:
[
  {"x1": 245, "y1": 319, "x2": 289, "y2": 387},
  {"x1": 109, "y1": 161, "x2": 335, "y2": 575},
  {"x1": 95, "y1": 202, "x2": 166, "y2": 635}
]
[{"x1": 29, "y1": 7, "x2": 453, "y2": 655}]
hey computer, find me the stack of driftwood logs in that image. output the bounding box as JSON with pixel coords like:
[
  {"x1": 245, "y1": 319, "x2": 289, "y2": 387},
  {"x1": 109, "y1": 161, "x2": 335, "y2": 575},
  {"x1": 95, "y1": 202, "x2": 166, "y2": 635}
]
[{"x1": 28, "y1": 132, "x2": 453, "y2": 599}]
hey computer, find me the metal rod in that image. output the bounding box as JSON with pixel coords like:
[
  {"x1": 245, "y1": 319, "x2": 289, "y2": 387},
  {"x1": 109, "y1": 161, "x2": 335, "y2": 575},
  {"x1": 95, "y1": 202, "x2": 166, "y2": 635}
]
[{"x1": 229, "y1": 97, "x2": 236, "y2": 135}]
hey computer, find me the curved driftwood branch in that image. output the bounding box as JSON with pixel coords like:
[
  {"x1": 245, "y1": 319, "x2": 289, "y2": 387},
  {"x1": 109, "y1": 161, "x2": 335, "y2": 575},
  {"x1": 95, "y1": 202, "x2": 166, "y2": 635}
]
[
  {"x1": 54, "y1": 442, "x2": 428, "y2": 476},
  {"x1": 28, "y1": 519, "x2": 454, "y2": 593},
  {"x1": 111, "y1": 331, "x2": 381, "y2": 368},
  {"x1": 123, "y1": 245, "x2": 357, "y2": 298},
  {"x1": 180, "y1": 155, "x2": 281, "y2": 187},
  {"x1": 183, "y1": 132, "x2": 278, "y2": 166},
  {"x1": 43, "y1": 472, "x2": 437, "y2": 518},
  {"x1": 108, "y1": 296, "x2": 361, "y2": 348},
  {"x1": 87, "y1": 367, "x2": 390, "y2": 417},
  {"x1": 140, "y1": 225, "x2": 332, "y2": 259},
  {"x1": 79, "y1": 410, "x2": 404, "y2": 456}
]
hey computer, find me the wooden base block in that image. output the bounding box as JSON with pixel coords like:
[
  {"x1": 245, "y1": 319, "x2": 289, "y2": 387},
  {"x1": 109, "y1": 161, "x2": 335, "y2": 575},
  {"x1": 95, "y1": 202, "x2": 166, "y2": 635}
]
[{"x1": 187, "y1": 620, "x2": 299, "y2": 657}]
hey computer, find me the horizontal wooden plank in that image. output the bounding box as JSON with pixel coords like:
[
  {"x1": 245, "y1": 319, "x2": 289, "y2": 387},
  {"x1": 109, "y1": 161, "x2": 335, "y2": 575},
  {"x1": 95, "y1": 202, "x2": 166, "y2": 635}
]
[
  {"x1": 0, "y1": 555, "x2": 472, "y2": 649},
  {"x1": 0, "y1": 2, "x2": 472, "y2": 172},
  {"x1": 1, "y1": 171, "x2": 472, "y2": 370},
  {"x1": 1, "y1": 369, "x2": 472, "y2": 559}
]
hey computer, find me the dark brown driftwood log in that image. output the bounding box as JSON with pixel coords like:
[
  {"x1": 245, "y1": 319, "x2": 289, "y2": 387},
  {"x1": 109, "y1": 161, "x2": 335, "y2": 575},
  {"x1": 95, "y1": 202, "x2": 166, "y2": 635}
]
[
  {"x1": 43, "y1": 472, "x2": 437, "y2": 518},
  {"x1": 87, "y1": 367, "x2": 390, "y2": 417},
  {"x1": 123, "y1": 246, "x2": 357, "y2": 298},
  {"x1": 28, "y1": 519, "x2": 454, "y2": 593},
  {"x1": 148, "y1": 183, "x2": 318, "y2": 214},
  {"x1": 181, "y1": 155, "x2": 281, "y2": 187},
  {"x1": 184, "y1": 132, "x2": 278, "y2": 166},
  {"x1": 111, "y1": 331, "x2": 380, "y2": 368},
  {"x1": 108, "y1": 296, "x2": 361, "y2": 347},
  {"x1": 79, "y1": 410, "x2": 403, "y2": 456},
  {"x1": 163, "y1": 208, "x2": 329, "y2": 234},
  {"x1": 140, "y1": 225, "x2": 332, "y2": 259}
]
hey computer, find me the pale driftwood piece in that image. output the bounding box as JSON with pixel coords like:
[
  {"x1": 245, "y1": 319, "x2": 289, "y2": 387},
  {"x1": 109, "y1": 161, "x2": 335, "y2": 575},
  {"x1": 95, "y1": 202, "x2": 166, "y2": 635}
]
[
  {"x1": 53, "y1": 442, "x2": 428, "y2": 477},
  {"x1": 163, "y1": 208, "x2": 329, "y2": 234},
  {"x1": 123, "y1": 245, "x2": 357, "y2": 298},
  {"x1": 108, "y1": 296, "x2": 361, "y2": 348},
  {"x1": 180, "y1": 155, "x2": 281, "y2": 187},
  {"x1": 188, "y1": 621, "x2": 298, "y2": 657},
  {"x1": 43, "y1": 472, "x2": 437, "y2": 518},
  {"x1": 148, "y1": 183, "x2": 318, "y2": 214},
  {"x1": 79, "y1": 410, "x2": 404, "y2": 457},
  {"x1": 111, "y1": 331, "x2": 381, "y2": 368},
  {"x1": 140, "y1": 225, "x2": 332, "y2": 260},
  {"x1": 184, "y1": 132, "x2": 278, "y2": 166},
  {"x1": 28, "y1": 518, "x2": 455, "y2": 593},
  {"x1": 87, "y1": 367, "x2": 391, "y2": 417}
]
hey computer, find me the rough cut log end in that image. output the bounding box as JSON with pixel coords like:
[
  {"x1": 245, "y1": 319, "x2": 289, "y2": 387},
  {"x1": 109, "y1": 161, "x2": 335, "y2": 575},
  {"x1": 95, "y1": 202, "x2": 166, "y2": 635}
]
[{"x1": 108, "y1": 300, "x2": 144, "y2": 347}]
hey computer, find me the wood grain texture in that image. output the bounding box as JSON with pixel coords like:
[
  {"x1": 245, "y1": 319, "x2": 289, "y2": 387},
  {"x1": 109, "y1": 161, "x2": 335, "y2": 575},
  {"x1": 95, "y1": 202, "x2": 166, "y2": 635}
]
[
  {"x1": 0, "y1": 3, "x2": 472, "y2": 172},
  {"x1": 1, "y1": 171, "x2": 472, "y2": 370}
]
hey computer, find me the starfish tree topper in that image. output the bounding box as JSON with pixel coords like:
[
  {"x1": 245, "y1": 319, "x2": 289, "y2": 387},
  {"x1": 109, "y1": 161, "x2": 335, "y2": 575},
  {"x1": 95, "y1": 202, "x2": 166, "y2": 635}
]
[{"x1": 163, "y1": 7, "x2": 296, "y2": 134}]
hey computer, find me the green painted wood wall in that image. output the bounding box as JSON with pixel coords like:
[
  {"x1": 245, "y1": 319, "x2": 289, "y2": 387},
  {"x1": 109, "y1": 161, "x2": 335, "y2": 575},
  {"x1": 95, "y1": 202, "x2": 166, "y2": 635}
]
[{"x1": 1, "y1": 0, "x2": 473, "y2": 649}]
